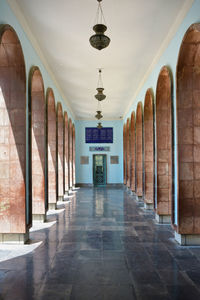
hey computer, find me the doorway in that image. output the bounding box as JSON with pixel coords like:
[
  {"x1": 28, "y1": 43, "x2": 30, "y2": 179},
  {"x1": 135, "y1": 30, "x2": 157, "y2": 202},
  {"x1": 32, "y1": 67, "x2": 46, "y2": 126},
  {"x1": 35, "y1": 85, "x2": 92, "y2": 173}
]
[{"x1": 93, "y1": 155, "x2": 107, "y2": 186}]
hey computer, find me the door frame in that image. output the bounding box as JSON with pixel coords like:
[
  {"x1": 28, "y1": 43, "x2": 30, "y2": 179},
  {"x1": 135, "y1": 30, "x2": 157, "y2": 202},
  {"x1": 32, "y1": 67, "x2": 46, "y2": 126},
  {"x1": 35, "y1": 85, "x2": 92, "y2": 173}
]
[{"x1": 93, "y1": 154, "x2": 107, "y2": 186}]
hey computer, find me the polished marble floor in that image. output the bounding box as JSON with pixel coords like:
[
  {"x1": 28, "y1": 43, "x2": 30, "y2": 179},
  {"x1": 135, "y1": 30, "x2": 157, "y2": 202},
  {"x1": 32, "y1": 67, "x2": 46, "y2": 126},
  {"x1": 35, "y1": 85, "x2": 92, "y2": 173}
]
[{"x1": 1, "y1": 187, "x2": 200, "y2": 299}]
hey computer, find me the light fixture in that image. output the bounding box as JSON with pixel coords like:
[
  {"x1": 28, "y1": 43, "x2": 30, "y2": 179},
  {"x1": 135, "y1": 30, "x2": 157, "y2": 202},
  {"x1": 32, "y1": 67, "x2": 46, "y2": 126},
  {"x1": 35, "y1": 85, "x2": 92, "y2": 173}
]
[
  {"x1": 95, "y1": 69, "x2": 106, "y2": 101},
  {"x1": 95, "y1": 110, "x2": 103, "y2": 120},
  {"x1": 89, "y1": 0, "x2": 111, "y2": 51},
  {"x1": 97, "y1": 122, "x2": 103, "y2": 129}
]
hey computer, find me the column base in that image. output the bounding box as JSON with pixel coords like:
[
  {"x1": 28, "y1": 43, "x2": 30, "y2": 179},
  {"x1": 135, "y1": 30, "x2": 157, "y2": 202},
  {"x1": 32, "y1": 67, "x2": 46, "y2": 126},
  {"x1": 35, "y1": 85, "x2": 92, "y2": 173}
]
[
  {"x1": 58, "y1": 196, "x2": 64, "y2": 201},
  {"x1": 136, "y1": 195, "x2": 143, "y2": 202},
  {"x1": 33, "y1": 214, "x2": 46, "y2": 223},
  {"x1": 0, "y1": 232, "x2": 29, "y2": 244},
  {"x1": 144, "y1": 203, "x2": 154, "y2": 210},
  {"x1": 175, "y1": 232, "x2": 200, "y2": 246},
  {"x1": 155, "y1": 214, "x2": 171, "y2": 224},
  {"x1": 48, "y1": 203, "x2": 57, "y2": 210},
  {"x1": 68, "y1": 189, "x2": 74, "y2": 195}
]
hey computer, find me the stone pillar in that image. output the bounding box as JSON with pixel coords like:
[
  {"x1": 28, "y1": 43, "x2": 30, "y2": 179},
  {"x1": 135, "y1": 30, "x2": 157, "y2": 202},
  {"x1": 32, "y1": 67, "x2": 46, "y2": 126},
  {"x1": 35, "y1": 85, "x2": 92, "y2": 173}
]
[
  {"x1": 144, "y1": 89, "x2": 154, "y2": 210},
  {"x1": 156, "y1": 66, "x2": 172, "y2": 224},
  {"x1": 47, "y1": 89, "x2": 57, "y2": 210},
  {"x1": 64, "y1": 112, "x2": 69, "y2": 194},
  {"x1": 126, "y1": 118, "x2": 130, "y2": 188},
  {"x1": 57, "y1": 103, "x2": 64, "y2": 201},
  {"x1": 130, "y1": 112, "x2": 136, "y2": 192},
  {"x1": 123, "y1": 124, "x2": 127, "y2": 185},
  {"x1": 30, "y1": 67, "x2": 46, "y2": 222},
  {"x1": 175, "y1": 24, "x2": 200, "y2": 245},
  {"x1": 0, "y1": 25, "x2": 29, "y2": 243},
  {"x1": 72, "y1": 124, "x2": 76, "y2": 189},
  {"x1": 136, "y1": 102, "x2": 143, "y2": 201},
  {"x1": 68, "y1": 119, "x2": 73, "y2": 192}
]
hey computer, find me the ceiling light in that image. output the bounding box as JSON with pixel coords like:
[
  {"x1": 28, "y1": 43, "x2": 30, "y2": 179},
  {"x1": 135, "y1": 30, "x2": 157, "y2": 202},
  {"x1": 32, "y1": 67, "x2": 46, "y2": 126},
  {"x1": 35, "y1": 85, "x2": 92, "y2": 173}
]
[
  {"x1": 95, "y1": 110, "x2": 103, "y2": 120},
  {"x1": 89, "y1": 0, "x2": 111, "y2": 51},
  {"x1": 97, "y1": 122, "x2": 103, "y2": 129},
  {"x1": 95, "y1": 69, "x2": 106, "y2": 101}
]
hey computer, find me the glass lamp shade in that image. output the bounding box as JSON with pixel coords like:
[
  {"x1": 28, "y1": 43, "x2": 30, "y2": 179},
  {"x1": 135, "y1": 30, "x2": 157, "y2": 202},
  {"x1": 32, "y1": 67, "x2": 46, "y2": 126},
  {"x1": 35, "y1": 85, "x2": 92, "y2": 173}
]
[
  {"x1": 97, "y1": 122, "x2": 103, "y2": 129},
  {"x1": 95, "y1": 110, "x2": 103, "y2": 120},
  {"x1": 95, "y1": 87, "x2": 106, "y2": 101},
  {"x1": 90, "y1": 24, "x2": 110, "y2": 50}
]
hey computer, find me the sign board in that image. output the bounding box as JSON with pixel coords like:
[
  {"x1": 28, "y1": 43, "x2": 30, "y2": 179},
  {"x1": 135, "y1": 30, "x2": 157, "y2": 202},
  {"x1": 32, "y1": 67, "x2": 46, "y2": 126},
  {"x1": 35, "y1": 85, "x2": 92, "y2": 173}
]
[
  {"x1": 85, "y1": 127, "x2": 113, "y2": 143},
  {"x1": 89, "y1": 146, "x2": 110, "y2": 152}
]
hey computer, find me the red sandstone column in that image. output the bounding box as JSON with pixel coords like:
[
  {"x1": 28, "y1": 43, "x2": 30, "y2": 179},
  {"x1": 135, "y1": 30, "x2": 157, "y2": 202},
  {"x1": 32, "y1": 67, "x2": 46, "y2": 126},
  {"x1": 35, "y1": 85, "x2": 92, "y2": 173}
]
[
  {"x1": 47, "y1": 89, "x2": 57, "y2": 210},
  {"x1": 64, "y1": 112, "x2": 69, "y2": 194},
  {"x1": 136, "y1": 102, "x2": 143, "y2": 199},
  {"x1": 144, "y1": 89, "x2": 154, "y2": 209},
  {"x1": 72, "y1": 124, "x2": 76, "y2": 188},
  {"x1": 176, "y1": 24, "x2": 200, "y2": 245},
  {"x1": 130, "y1": 112, "x2": 136, "y2": 192},
  {"x1": 123, "y1": 124, "x2": 127, "y2": 185},
  {"x1": 156, "y1": 66, "x2": 172, "y2": 224},
  {"x1": 69, "y1": 119, "x2": 73, "y2": 190},
  {"x1": 126, "y1": 118, "x2": 130, "y2": 187},
  {"x1": 0, "y1": 25, "x2": 29, "y2": 243},
  {"x1": 57, "y1": 103, "x2": 64, "y2": 200},
  {"x1": 30, "y1": 67, "x2": 46, "y2": 222}
]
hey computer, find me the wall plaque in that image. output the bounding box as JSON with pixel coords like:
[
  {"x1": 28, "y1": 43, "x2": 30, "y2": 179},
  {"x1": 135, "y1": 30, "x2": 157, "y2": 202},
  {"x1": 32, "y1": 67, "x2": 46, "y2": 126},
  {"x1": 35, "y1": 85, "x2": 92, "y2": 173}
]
[
  {"x1": 110, "y1": 156, "x2": 119, "y2": 164},
  {"x1": 85, "y1": 127, "x2": 113, "y2": 143},
  {"x1": 80, "y1": 156, "x2": 89, "y2": 164},
  {"x1": 89, "y1": 146, "x2": 110, "y2": 152}
]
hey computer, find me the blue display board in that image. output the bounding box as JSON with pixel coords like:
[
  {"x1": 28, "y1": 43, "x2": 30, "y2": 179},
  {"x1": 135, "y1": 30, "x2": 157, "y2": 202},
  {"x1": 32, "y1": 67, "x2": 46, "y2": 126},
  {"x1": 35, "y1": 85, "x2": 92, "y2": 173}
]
[{"x1": 85, "y1": 127, "x2": 113, "y2": 143}]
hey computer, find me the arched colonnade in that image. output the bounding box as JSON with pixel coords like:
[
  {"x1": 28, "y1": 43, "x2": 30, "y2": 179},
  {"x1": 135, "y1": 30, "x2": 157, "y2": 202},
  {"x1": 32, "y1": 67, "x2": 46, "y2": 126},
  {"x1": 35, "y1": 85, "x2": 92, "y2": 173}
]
[{"x1": 0, "y1": 24, "x2": 76, "y2": 243}]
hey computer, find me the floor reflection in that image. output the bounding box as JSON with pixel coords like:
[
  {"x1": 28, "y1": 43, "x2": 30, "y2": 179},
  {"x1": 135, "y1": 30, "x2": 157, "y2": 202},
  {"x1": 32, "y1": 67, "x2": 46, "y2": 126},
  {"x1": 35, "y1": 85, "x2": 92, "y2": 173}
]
[{"x1": 0, "y1": 188, "x2": 200, "y2": 299}]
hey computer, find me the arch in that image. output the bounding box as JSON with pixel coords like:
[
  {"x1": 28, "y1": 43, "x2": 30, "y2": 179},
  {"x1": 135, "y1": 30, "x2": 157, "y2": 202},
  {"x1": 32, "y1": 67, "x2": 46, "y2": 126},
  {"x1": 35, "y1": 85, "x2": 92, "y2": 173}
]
[
  {"x1": 126, "y1": 118, "x2": 130, "y2": 187},
  {"x1": 130, "y1": 112, "x2": 136, "y2": 192},
  {"x1": 177, "y1": 24, "x2": 200, "y2": 236},
  {"x1": 69, "y1": 118, "x2": 73, "y2": 190},
  {"x1": 57, "y1": 102, "x2": 64, "y2": 200},
  {"x1": 30, "y1": 67, "x2": 46, "y2": 221},
  {"x1": 136, "y1": 102, "x2": 143, "y2": 198},
  {"x1": 47, "y1": 88, "x2": 57, "y2": 209},
  {"x1": 144, "y1": 89, "x2": 154, "y2": 208},
  {"x1": 123, "y1": 123, "x2": 127, "y2": 185},
  {"x1": 0, "y1": 25, "x2": 28, "y2": 241},
  {"x1": 64, "y1": 111, "x2": 69, "y2": 193},
  {"x1": 72, "y1": 124, "x2": 76, "y2": 188},
  {"x1": 156, "y1": 66, "x2": 172, "y2": 222}
]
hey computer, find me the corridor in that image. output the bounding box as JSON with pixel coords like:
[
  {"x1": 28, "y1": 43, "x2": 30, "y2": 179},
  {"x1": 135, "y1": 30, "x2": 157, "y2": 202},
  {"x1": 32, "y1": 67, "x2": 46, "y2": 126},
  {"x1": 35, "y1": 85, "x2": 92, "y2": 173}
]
[{"x1": 1, "y1": 187, "x2": 200, "y2": 300}]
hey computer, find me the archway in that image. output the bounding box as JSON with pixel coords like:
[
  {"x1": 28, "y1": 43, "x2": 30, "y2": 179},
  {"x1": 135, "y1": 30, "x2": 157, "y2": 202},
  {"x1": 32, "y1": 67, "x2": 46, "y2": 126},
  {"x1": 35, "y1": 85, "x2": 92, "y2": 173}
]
[
  {"x1": 57, "y1": 102, "x2": 64, "y2": 200},
  {"x1": 130, "y1": 112, "x2": 136, "y2": 192},
  {"x1": 47, "y1": 88, "x2": 57, "y2": 209},
  {"x1": 0, "y1": 25, "x2": 29, "y2": 242},
  {"x1": 126, "y1": 118, "x2": 130, "y2": 188},
  {"x1": 136, "y1": 102, "x2": 143, "y2": 199},
  {"x1": 64, "y1": 112, "x2": 69, "y2": 194},
  {"x1": 156, "y1": 66, "x2": 172, "y2": 224},
  {"x1": 144, "y1": 89, "x2": 154, "y2": 209},
  {"x1": 176, "y1": 23, "x2": 200, "y2": 244},
  {"x1": 30, "y1": 67, "x2": 46, "y2": 221}
]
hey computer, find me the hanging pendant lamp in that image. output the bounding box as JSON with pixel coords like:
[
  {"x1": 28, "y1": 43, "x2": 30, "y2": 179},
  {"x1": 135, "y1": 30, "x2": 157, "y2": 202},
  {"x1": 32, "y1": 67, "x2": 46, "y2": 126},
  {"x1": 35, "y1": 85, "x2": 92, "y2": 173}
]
[
  {"x1": 89, "y1": 0, "x2": 111, "y2": 50},
  {"x1": 95, "y1": 110, "x2": 103, "y2": 120},
  {"x1": 95, "y1": 69, "x2": 106, "y2": 101},
  {"x1": 97, "y1": 122, "x2": 103, "y2": 129}
]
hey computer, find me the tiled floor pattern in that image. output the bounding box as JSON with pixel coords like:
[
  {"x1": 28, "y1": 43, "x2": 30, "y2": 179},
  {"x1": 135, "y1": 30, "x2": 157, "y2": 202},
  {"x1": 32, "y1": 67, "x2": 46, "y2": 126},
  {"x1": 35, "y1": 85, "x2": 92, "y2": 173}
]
[{"x1": 1, "y1": 187, "x2": 200, "y2": 299}]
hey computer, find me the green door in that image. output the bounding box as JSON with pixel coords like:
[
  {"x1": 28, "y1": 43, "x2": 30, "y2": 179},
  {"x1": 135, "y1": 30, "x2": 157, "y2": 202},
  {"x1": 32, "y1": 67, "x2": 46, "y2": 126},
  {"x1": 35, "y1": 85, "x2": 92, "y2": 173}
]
[{"x1": 93, "y1": 155, "x2": 106, "y2": 186}]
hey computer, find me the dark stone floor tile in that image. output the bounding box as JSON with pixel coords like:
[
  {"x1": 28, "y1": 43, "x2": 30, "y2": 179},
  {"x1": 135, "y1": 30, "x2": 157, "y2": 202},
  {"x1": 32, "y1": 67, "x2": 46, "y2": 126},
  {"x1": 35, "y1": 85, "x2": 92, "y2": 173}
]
[
  {"x1": 167, "y1": 284, "x2": 200, "y2": 300},
  {"x1": 70, "y1": 284, "x2": 103, "y2": 300},
  {"x1": 185, "y1": 270, "x2": 200, "y2": 289},
  {"x1": 103, "y1": 285, "x2": 137, "y2": 300}
]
